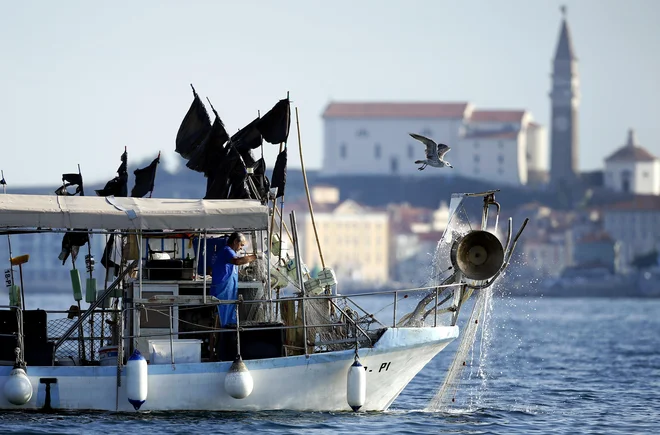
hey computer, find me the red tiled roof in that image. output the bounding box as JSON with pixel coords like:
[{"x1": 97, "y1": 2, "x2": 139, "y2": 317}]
[
  {"x1": 469, "y1": 110, "x2": 526, "y2": 123},
  {"x1": 577, "y1": 231, "x2": 614, "y2": 244},
  {"x1": 417, "y1": 231, "x2": 445, "y2": 242},
  {"x1": 605, "y1": 196, "x2": 660, "y2": 211},
  {"x1": 605, "y1": 145, "x2": 656, "y2": 163},
  {"x1": 322, "y1": 102, "x2": 470, "y2": 119},
  {"x1": 463, "y1": 130, "x2": 519, "y2": 140}
]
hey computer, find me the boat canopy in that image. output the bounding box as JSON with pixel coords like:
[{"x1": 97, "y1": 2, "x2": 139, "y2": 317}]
[{"x1": 0, "y1": 194, "x2": 269, "y2": 231}]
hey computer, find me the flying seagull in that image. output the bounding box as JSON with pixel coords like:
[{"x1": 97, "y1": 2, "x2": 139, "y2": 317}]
[{"x1": 409, "y1": 133, "x2": 453, "y2": 171}]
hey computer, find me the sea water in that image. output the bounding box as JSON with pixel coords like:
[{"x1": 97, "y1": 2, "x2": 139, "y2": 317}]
[{"x1": 1, "y1": 296, "x2": 658, "y2": 434}]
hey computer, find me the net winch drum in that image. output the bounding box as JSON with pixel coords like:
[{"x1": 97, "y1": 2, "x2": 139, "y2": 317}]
[{"x1": 450, "y1": 230, "x2": 504, "y2": 281}]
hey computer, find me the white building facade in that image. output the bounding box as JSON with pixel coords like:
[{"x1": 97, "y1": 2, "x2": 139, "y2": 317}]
[
  {"x1": 321, "y1": 102, "x2": 547, "y2": 187},
  {"x1": 604, "y1": 129, "x2": 660, "y2": 195},
  {"x1": 322, "y1": 102, "x2": 472, "y2": 177}
]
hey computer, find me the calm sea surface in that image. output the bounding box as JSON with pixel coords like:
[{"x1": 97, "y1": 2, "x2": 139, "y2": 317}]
[{"x1": 2, "y1": 296, "x2": 659, "y2": 434}]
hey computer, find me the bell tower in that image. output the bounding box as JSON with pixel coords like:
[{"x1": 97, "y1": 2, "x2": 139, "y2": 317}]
[{"x1": 549, "y1": 6, "x2": 580, "y2": 188}]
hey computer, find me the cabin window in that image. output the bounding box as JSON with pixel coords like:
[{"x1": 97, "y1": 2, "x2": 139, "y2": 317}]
[
  {"x1": 375, "y1": 143, "x2": 381, "y2": 159},
  {"x1": 340, "y1": 143, "x2": 347, "y2": 159}
]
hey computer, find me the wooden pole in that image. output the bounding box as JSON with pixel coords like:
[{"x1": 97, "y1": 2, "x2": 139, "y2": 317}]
[
  {"x1": 1, "y1": 170, "x2": 15, "y2": 286},
  {"x1": 268, "y1": 142, "x2": 284, "y2": 258},
  {"x1": 295, "y1": 107, "x2": 325, "y2": 269}
]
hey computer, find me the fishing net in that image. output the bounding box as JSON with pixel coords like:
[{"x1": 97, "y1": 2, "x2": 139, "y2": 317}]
[{"x1": 426, "y1": 287, "x2": 492, "y2": 411}]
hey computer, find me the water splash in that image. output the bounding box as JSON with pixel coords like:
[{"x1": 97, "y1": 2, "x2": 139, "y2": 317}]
[{"x1": 425, "y1": 287, "x2": 494, "y2": 411}]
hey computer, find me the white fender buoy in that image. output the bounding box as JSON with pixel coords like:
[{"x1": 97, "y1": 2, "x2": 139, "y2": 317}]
[
  {"x1": 126, "y1": 349, "x2": 148, "y2": 410},
  {"x1": 224, "y1": 355, "x2": 253, "y2": 399},
  {"x1": 3, "y1": 367, "x2": 33, "y2": 406},
  {"x1": 347, "y1": 358, "x2": 366, "y2": 411}
]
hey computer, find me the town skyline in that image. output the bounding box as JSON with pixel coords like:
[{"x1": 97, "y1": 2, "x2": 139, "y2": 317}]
[{"x1": 1, "y1": 0, "x2": 658, "y2": 187}]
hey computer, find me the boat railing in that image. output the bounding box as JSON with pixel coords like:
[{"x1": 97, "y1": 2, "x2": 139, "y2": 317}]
[
  {"x1": 0, "y1": 303, "x2": 24, "y2": 367},
  {"x1": 53, "y1": 260, "x2": 137, "y2": 352},
  {"x1": 2, "y1": 281, "x2": 464, "y2": 365}
]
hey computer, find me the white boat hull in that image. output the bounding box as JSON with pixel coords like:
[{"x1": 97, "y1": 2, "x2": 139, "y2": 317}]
[{"x1": 0, "y1": 326, "x2": 458, "y2": 412}]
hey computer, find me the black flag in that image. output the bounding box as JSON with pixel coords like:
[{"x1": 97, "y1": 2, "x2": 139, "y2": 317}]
[
  {"x1": 55, "y1": 170, "x2": 88, "y2": 264},
  {"x1": 186, "y1": 116, "x2": 229, "y2": 175},
  {"x1": 131, "y1": 155, "x2": 160, "y2": 198},
  {"x1": 57, "y1": 231, "x2": 89, "y2": 265},
  {"x1": 231, "y1": 117, "x2": 263, "y2": 152},
  {"x1": 56, "y1": 173, "x2": 84, "y2": 196},
  {"x1": 271, "y1": 148, "x2": 287, "y2": 198},
  {"x1": 176, "y1": 85, "x2": 212, "y2": 159},
  {"x1": 101, "y1": 233, "x2": 120, "y2": 275},
  {"x1": 256, "y1": 98, "x2": 290, "y2": 145},
  {"x1": 96, "y1": 150, "x2": 128, "y2": 197},
  {"x1": 250, "y1": 158, "x2": 270, "y2": 201}
]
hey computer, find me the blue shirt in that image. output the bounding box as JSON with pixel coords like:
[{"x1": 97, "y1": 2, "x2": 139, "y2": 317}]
[{"x1": 211, "y1": 245, "x2": 238, "y2": 288}]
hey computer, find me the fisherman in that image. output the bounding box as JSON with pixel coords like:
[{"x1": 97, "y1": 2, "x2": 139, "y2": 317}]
[{"x1": 210, "y1": 232, "x2": 259, "y2": 327}]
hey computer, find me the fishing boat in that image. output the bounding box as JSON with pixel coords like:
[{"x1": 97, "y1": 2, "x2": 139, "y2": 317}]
[
  {"x1": 0, "y1": 89, "x2": 528, "y2": 412},
  {"x1": 0, "y1": 188, "x2": 526, "y2": 412}
]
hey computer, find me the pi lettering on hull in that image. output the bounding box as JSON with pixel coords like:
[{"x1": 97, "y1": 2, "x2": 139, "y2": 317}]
[{"x1": 363, "y1": 362, "x2": 392, "y2": 373}]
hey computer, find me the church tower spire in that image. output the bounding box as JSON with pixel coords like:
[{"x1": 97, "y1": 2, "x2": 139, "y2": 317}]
[{"x1": 549, "y1": 6, "x2": 580, "y2": 188}]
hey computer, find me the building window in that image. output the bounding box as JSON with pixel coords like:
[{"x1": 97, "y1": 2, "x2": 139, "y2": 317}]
[
  {"x1": 374, "y1": 143, "x2": 381, "y2": 159},
  {"x1": 340, "y1": 143, "x2": 347, "y2": 159},
  {"x1": 408, "y1": 144, "x2": 414, "y2": 159},
  {"x1": 356, "y1": 128, "x2": 368, "y2": 138},
  {"x1": 621, "y1": 169, "x2": 632, "y2": 193},
  {"x1": 498, "y1": 155, "x2": 504, "y2": 164},
  {"x1": 390, "y1": 156, "x2": 399, "y2": 174},
  {"x1": 474, "y1": 154, "x2": 480, "y2": 163}
]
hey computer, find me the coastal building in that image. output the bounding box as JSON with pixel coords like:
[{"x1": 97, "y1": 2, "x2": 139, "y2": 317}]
[
  {"x1": 294, "y1": 186, "x2": 390, "y2": 286},
  {"x1": 549, "y1": 7, "x2": 580, "y2": 189},
  {"x1": 604, "y1": 129, "x2": 660, "y2": 195},
  {"x1": 602, "y1": 196, "x2": 660, "y2": 269},
  {"x1": 321, "y1": 102, "x2": 547, "y2": 187}
]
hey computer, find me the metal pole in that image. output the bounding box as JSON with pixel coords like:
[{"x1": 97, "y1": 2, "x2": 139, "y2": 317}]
[
  {"x1": 235, "y1": 302, "x2": 241, "y2": 357},
  {"x1": 434, "y1": 287, "x2": 439, "y2": 327},
  {"x1": 169, "y1": 305, "x2": 174, "y2": 367},
  {"x1": 290, "y1": 211, "x2": 308, "y2": 357},
  {"x1": 136, "y1": 231, "x2": 143, "y2": 355},
  {"x1": 393, "y1": 291, "x2": 398, "y2": 327},
  {"x1": 203, "y1": 231, "x2": 207, "y2": 304}
]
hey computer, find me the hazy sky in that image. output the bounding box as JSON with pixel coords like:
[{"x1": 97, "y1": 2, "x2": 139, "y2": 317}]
[{"x1": 1, "y1": 0, "x2": 658, "y2": 187}]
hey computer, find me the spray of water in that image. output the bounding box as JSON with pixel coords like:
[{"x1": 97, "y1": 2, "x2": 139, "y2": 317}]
[{"x1": 425, "y1": 286, "x2": 493, "y2": 411}]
